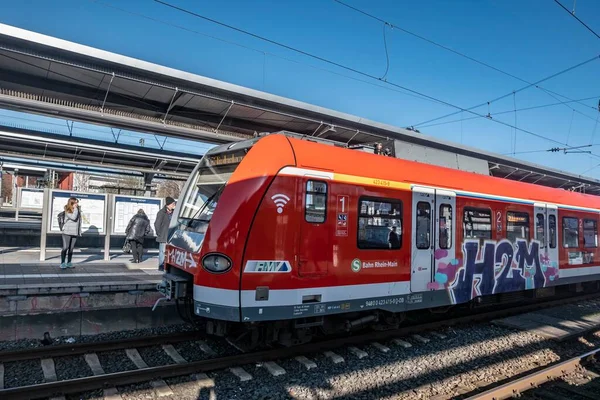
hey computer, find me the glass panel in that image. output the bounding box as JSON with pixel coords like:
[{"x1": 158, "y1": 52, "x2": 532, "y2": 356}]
[
  {"x1": 416, "y1": 201, "x2": 431, "y2": 249},
  {"x1": 583, "y1": 219, "x2": 598, "y2": 248},
  {"x1": 357, "y1": 198, "x2": 402, "y2": 249},
  {"x1": 463, "y1": 208, "x2": 492, "y2": 242},
  {"x1": 535, "y1": 213, "x2": 545, "y2": 246},
  {"x1": 178, "y1": 148, "x2": 247, "y2": 232},
  {"x1": 306, "y1": 181, "x2": 327, "y2": 193},
  {"x1": 549, "y1": 215, "x2": 557, "y2": 248},
  {"x1": 305, "y1": 180, "x2": 327, "y2": 223},
  {"x1": 507, "y1": 211, "x2": 530, "y2": 242},
  {"x1": 563, "y1": 217, "x2": 579, "y2": 248},
  {"x1": 439, "y1": 204, "x2": 452, "y2": 250}
]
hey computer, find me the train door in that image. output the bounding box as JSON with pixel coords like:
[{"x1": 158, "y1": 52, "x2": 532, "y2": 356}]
[
  {"x1": 411, "y1": 186, "x2": 435, "y2": 292},
  {"x1": 433, "y1": 190, "x2": 456, "y2": 290},
  {"x1": 534, "y1": 203, "x2": 559, "y2": 270},
  {"x1": 298, "y1": 177, "x2": 331, "y2": 276}
]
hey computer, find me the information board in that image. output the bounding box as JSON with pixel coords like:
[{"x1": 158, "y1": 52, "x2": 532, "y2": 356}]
[
  {"x1": 49, "y1": 191, "x2": 106, "y2": 234},
  {"x1": 113, "y1": 196, "x2": 162, "y2": 235},
  {"x1": 19, "y1": 188, "x2": 44, "y2": 209}
]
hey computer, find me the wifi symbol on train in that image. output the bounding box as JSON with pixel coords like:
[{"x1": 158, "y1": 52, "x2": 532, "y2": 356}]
[{"x1": 271, "y1": 194, "x2": 290, "y2": 214}]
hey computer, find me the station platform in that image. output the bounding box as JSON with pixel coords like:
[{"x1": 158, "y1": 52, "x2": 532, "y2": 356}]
[
  {"x1": 0, "y1": 247, "x2": 162, "y2": 291},
  {"x1": 0, "y1": 248, "x2": 180, "y2": 341}
]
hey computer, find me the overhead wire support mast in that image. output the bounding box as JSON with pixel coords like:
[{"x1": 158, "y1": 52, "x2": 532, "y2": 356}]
[{"x1": 152, "y1": 0, "x2": 593, "y2": 151}]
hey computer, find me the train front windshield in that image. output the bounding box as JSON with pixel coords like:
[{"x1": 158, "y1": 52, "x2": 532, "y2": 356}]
[{"x1": 177, "y1": 147, "x2": 247, "y2": 233}]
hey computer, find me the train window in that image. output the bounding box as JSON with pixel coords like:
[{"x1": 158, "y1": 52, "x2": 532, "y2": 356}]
[
  {"x1": 583, "y1": 219, "x2": 598, "y2": 248},
  {"x1": 439, "y1": 204, "x2": 453, "y2": 250},
  {"x1": 357, "y1": 197, "x2": 402, "y2": 250},
  {"x1": 562, "y1": 217, "x2": 579, "y2": 248},
  {"x1": 535, "y1": 213, "x2": 545, "y2": 247},
  {"x1": 463, "y1": 207, "x2": 492, "y2": 242},
  {"x1": 305, "y1": 180, "x2": 327, "y2": 223},
  {"x1": 549, "y1": 215, "x2": 557, "y2": 248},
  {"x1": 416, "y1": 202, "x2": 431, "y2": 249},
  {"x1": 507, "y1": 211, "x2": 530, "y2": 242}
]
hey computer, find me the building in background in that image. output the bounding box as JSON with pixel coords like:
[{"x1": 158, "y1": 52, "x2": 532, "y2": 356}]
[{"x1": 0, "y1": 164, "x2": 184, "y2": 207}]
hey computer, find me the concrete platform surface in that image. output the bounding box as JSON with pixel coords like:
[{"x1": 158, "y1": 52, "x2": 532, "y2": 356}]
[
  {"x1": 0, "y1": 248, "x2": 175, "y2": 340},
  {"x1": 0, "y1": 249, "x2": 162, "y2": 293},
  {"x1": 492, "y1": 300, "x2": 600, "y2": 341}
]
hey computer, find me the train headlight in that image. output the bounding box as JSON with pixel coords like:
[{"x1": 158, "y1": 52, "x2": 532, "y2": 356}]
[{"x1": 202, "y1": 253, "x2": 232, "y2": 273}]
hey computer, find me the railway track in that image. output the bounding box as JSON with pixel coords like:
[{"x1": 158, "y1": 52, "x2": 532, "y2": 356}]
[
  {"x1": 1, "y1": 292, "x2": 599, "y2": 400},
  {"x1": 465, "y1": 347, "x2": 600, "y2": 400},
  {"x1": 0, "y1": 331, "x2": 203, "y2": 363}
]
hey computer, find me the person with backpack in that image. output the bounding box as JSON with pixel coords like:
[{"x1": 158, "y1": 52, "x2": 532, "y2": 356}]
[
  {"x1": 125, "y1": 209, "x2": 153, "y2": 263},
  {"x1": 59, "y1": 197, "x2": 81, "y2": 269}
]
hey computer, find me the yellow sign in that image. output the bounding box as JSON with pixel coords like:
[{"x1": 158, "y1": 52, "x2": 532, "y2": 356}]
[{"x1": 207, "y1": 153, "x2": 244, "y2": 166}]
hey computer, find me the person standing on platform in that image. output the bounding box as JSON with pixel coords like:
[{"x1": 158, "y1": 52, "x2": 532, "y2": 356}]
[
  {"x1": 125, "y1": 209, "x2": 153, "y2": 263},
  {"x1": 155, "y1": 197, "x2": 176, "y2": 271},
  {"x1": 60, "y1": 197, "x2": 81, "y2": 269}
]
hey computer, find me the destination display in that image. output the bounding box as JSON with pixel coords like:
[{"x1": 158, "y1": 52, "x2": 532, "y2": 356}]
[
  {"x1": 49, "y1": 191, "x2": 106, "y2": 234},
  {"x1": 113, "y1": 196, "x2": 162, "y2": 235},
  {"x1": 19, "y1": 188, "x2": 44, "y2": 209}
]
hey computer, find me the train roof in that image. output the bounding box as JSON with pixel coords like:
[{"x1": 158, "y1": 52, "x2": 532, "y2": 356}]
[{"x1": 281, "y1": 135, "x2": 600, "y2": 212}]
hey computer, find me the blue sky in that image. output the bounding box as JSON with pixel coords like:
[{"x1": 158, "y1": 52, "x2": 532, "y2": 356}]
[{"x1": 0, "y1": 0, "x2": 599, "y2": 176}]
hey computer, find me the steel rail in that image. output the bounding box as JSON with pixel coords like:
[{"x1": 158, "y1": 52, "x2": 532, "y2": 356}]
[
  {"x1": 0, "y1": 330, "x2": 201, "y2": 363},
  {"x1": 1, "y1": 292, "x2": 599, "y2": 399},
  {"x1": 465, "y1": 347, "x2": 600, "y2": 400}
]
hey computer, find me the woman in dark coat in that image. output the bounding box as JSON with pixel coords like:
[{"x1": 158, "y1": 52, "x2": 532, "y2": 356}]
[{"x1": 125, "y1": 209, "x2": 153, "y2": 263}]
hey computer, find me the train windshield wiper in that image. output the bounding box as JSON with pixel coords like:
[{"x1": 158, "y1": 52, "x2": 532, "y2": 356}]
[{"x1": 186, "y1": 183, "x2": 226, "y2": 228}]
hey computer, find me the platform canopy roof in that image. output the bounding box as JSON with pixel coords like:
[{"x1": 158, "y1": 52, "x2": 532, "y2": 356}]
[
  {"x1": 1, "y1": 23, "x2": 600, "y2": 194},
  {"x1": 0, "y1": 124, "x2": 199, "y2": 178}
]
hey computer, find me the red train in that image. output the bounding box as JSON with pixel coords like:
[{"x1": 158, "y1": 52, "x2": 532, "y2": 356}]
[{"x1": 157, "y1": 132, "x2": 600, "y2": 346}]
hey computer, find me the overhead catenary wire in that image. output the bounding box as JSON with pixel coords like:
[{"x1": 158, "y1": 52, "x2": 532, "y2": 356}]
[
  {"x1": 151, "y1": 0, "x2": 594, "y2": 151},
  {"x1": 333, "y1": 0, "x2": 600, "y2": 119},
  {"x1": 380, "y1": 22, "x2": 391, "y2": 81},
  {"x1": 91, "y1": 0, "x2": 444, "y2": 106},
  {"x1": 412, "y1": 55, "x2": 600, "y2": 127},
  {"x1": 553, "y1": 0, "x2": 600, "y2": 40},
  {"x1": 419, "y1": 95, "x2": 600, "y2": 128}
]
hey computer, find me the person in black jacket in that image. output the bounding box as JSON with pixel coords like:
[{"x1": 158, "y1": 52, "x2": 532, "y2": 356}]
[
  {"x1": 155, "y1": 197, "x2": 176, "y2": 271},
  {"x1": 125, "y1": 209, "x2": 153, "y2": 263}
]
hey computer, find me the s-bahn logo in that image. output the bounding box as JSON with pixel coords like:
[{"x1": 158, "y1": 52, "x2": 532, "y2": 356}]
[
  {"x1": 244, "y1": 260, "x2": 292, "y2": 273},
  {"x1": 351, "y1": 258, "x2": 361, "y2": 273},
  {"x1": 271, "y1": 194, "x2": 290, "y2": 214}
]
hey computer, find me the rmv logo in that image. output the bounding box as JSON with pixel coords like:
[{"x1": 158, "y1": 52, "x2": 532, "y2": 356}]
[{"x1": 244, "y1": 260, "x2": 292, "y2": 273}]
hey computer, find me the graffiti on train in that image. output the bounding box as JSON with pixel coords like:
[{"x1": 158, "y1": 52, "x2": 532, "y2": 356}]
[{"x1": 428, "y1": 239, "x2": 560, "y2": 304}]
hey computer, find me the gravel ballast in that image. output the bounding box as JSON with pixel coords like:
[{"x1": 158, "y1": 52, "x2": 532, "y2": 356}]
[
  {"x1": 137, "y1": 345, "x2": 176, "y2": 367},
  {"x1": 5, "y1": 299, "x2": 600, "y2": 399},
  {"x1": 97, "y1": 350, "x2": 138, "y2": 374},
  {"x1": 54, "y1": 355, "x2": 93, "y2": 381},
  {"x1": 2, "y1": 360, "x2": 44, "y2": 388},
  {"x1": 0, "y1": 323, "x2": 195, "y2": 352}
]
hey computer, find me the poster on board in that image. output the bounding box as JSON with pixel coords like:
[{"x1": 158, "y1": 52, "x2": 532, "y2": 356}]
[
  {"x1": 19, "y1": 189, "x2": 44, "y2": 209},
  {"x1": 49, "y1": 191, "x2": 106, "y2": 234},
  {"x1": 113, "y1": 196, "x2": 162, "y2": 235}
]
